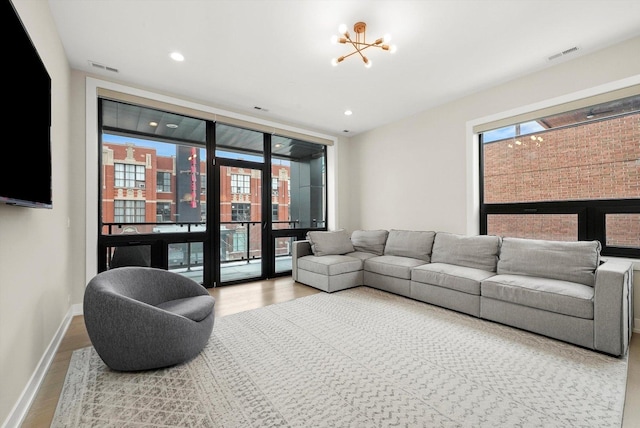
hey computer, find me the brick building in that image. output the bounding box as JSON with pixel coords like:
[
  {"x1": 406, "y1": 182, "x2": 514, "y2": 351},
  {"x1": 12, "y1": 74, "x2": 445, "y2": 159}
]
[
  {"x1": 483, "y1": 112, "x2": 640, "y2": 246},
  {"x1": 102, "y1": 142, "x2": 292, "y2": 261}
]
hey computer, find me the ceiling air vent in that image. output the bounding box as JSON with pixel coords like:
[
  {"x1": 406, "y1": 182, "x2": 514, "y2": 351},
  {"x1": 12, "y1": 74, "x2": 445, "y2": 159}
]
[
  {"x1": 89, "y1": 60, "x2": 119, "y2": 73},
  {"x1": 547, "y1": 46, "x2": 579, "y2": 62}
]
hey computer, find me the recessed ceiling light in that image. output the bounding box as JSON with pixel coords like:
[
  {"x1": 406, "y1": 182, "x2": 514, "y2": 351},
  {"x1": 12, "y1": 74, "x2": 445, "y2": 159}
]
[
  {"x1": 274, "y1": 143, "x2": 283, "y2": 148},
  {"x1": 343, "y1": 130, "x2": 350, "y2": 133},
  {"x1": 166, "y1": 123, "x2": 178, "y2": 129},
  {"x1": 170, "y1": 52, "x2": 184, "y2": 62},
  {"x1": 149, "y1": 121, "x2": 158, "y2": 127},
  {"x1": 344, "y1": 110, "x2": 353, "y2": 116}
]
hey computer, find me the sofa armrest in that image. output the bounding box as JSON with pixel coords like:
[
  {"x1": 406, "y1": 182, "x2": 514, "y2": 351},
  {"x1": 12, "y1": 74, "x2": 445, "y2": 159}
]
[
  {"x1": 292, "y1": 240, "x2": 312, "y2": 281},
  {"x1": 594, "y1": 260, "x2": 634, "y2": 356}
]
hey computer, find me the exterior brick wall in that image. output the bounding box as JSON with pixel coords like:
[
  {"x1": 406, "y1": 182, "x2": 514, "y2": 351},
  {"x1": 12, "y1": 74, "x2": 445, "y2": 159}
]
[
  {"x1": 487, "y1": 214, "x2": 578, "y2": 241},
  {"x1": 484, "y1": 113, "x2": 640, "y2": 244},
  {"x1": 606, "y1": 213, "x2": 640, "y2": 247}
]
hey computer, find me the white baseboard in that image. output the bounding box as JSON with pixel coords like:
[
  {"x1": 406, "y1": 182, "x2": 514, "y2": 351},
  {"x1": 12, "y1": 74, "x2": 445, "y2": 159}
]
[
  {"x1": 1, "y1": 306, "x2": 75, "y2": 428},
  {"x1": 72, "y1": 302, "x2": 83, "y2": 316}
]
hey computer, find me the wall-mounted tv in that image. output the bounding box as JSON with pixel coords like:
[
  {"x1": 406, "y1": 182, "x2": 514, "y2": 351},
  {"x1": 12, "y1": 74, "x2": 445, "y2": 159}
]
[{"x1": 0, "y1": 0, "x2": 52, "y2": 209}]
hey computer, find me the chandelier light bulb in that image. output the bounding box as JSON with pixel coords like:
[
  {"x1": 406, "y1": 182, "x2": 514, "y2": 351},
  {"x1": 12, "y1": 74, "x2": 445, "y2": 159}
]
[
  {"x1": 383, "y1": 34, "x2": 392, "y2": 43},
  {"x1": 338, "y1": 24, "x2": 348, "y2": 35},
  {"x1": 331, "y1": 58, "x2": 339, "y2": 66},
  {"x1": 390, "y1": 45, "x2": 398, "y2": 54},
  {"x1": 330, "y1": 35, "x2": 338, "y2": 44},
  {"x1": 364, "y1": 57, "x2": 372, "y2": 68},
  {"x1": 170, "y1": 52, "x2": 184, "y2": 62}
]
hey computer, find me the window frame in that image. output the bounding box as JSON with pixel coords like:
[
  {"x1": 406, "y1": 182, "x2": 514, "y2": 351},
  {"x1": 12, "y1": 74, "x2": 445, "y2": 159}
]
[
  {"x1": 114, "y1": 199, "x2": 146, "y2": 223},
  {"x1": 231, "y1": 174, "x2": 251, "y2": 194},
  {"x1": 156, "y1": 201, "x2": 171, "y2": 222},
  {"x1": 231, "y1": 202, "x2": 251, "y2": 222},
  {"x1": 479, "y1": 131, "x2": 640, "y2": 258},
  {"x1": 115, "y1": 163, "x2": 145, "y2": 188},
  {"x1": 156, "y1": 171, "x2": 171, "y2": 192}
]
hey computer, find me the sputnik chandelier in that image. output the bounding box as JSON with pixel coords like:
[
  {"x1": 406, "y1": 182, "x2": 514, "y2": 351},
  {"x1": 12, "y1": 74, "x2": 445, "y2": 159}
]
[{"x1": 331, "y1": 21, "x2": 397, "y2": 68}]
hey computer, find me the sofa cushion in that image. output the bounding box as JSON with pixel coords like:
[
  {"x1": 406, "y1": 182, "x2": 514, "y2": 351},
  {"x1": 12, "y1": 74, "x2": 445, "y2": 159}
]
[
  {"x1": 306, "y1": 229, "x2": 354, "y2": 256},
  {"x1": 411, "y1": 263, "x2": 496, "y2": 295},
  {"x1": 297, "y1": 254, "x2": 362, "y2": 276},
  {"x1": 497, "y1": 237, "x2": 600, "y2": 287},
  {"x1": 351, "y1": 229, "x2": 389, "y2": 255},
  {"x1": 383, "y1": 230, "x2": 436, "y2": 262},
  {"x1": 481, "y1": 274, "x2": 595, "y2": 319},
  {"x1": 365, "y1": 255, "x2": 427, "y2": 280},
  {"x1": 345, "y1": 251, "x2": 378, "y2": 261},
  {"x1": 431, "y1": 232, "x2": 501, "y2": 272}
]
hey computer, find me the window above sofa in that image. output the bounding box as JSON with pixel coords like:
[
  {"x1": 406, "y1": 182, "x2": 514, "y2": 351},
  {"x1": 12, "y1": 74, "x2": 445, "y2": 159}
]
[{"x1": 479, "y1": 91, "x2": 640, "y2": 258}]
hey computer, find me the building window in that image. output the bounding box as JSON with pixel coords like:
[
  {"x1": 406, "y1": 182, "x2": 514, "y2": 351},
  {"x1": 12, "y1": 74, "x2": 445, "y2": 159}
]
[
  {"x1": 232, "y1": 232, "x2": 246, "y2": 252},
  {"x1": 200, "y1": 173, "x2": 206, "y2": 195},
  {"x1": 157, "y1": 172, "x2": 171, "y2": 192},
  {"x1": 272, "y1": 178, "x2": 279, "y2": 196},
  {"x1": 115, "y1": 163, "x2": 145, "y2": 188},
  {"x1": 114, "y1": 200, "x2": 145, "y2": 223},
  {"x1": 156, "y1": 202, "x2": 171, "y2": 222},
  {"x1": 272, "y1": 204, "x2": 279, "y2": 221},
  {"x1": 231, "y1": 203, "x2": 251, "y2": 222},
  {"x1": 231, "y1": 174, "x2": 250, "y2": 194},
  {"x1": 480, "y1": 93, "x2": 640, "y2": 257}
]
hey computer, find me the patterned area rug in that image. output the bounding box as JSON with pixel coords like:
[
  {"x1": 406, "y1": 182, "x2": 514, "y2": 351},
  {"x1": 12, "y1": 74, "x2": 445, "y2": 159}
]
[{"x1": 52, "y1": 287, "x2": 628, "y2": 427}]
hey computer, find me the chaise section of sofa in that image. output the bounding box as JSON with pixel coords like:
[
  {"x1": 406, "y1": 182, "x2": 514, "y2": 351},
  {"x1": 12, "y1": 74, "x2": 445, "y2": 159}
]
[
  {"x1": 292, "y1": 229, "x2": 379, "y2": 293},
  {"x1": 411, "y1": 232, "x2": 501, "y2": 317}
]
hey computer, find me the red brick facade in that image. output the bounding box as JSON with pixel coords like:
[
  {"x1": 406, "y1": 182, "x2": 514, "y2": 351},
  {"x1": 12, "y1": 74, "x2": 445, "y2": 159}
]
[
  {"x1": 102, "y1": 142, "x2": 292, "y2": 261},
  {"x1": 484, "y1": 113, "x2": 640, "y2": 245}
]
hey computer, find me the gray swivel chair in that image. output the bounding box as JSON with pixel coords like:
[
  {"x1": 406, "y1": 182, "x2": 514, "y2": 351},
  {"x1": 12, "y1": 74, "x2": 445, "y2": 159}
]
[{"x1": 83, "y1": 266, "x2": 215, "y2": 371}]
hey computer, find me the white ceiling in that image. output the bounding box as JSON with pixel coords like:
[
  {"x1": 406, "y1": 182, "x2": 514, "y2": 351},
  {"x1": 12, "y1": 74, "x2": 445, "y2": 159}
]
[{"x1": 48, "y1": 0, "x2": 640, "y2": 137}]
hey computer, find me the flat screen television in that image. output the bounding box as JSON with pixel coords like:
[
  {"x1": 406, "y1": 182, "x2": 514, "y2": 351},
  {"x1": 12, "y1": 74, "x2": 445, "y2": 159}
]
[{"x1": 0, "y1": 0, "x2": 52, "y2": 209}]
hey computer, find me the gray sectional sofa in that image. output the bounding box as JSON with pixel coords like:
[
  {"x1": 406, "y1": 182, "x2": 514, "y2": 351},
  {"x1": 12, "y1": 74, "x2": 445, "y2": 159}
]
[{"x1": 292, "y1": 229, "x2": 634, "y2": 357}]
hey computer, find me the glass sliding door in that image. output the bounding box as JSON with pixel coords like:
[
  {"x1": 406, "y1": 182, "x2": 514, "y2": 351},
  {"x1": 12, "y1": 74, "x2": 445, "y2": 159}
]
[
  {"x1": 215, "y1": 123, "x2": 267, "y2": 284},
  {"x1": 218, "y1": 163, "x2": 264, "y2": 283}
]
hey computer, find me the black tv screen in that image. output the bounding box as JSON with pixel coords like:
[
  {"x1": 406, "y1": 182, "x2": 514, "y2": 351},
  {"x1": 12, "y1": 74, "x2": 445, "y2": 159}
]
[{"x1": 0, "y1": 0, "x2": 52, "y2": 209}]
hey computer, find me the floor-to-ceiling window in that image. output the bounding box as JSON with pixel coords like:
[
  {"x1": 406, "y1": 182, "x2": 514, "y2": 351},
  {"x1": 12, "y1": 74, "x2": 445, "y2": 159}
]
[
  {"x1": 98, "y1": 98, "x2": 328, "y2": 286},
  {"x1": 479, "y1": 92, "x2": 640, "y2": 257}
]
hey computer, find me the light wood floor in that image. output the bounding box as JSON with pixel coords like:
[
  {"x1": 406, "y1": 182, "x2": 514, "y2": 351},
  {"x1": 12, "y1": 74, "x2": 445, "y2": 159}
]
[{"x1": 21, "y1": 277, "x2": 640, "y2": 427}]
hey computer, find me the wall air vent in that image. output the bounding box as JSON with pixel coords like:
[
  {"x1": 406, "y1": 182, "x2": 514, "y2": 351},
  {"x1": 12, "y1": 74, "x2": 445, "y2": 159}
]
[
  {"x1": 89, "y1": 60, "x2": 119, "y2": 73},
  {"x1": 547, "y1": 46, "x2": 579, "y2": 61}
]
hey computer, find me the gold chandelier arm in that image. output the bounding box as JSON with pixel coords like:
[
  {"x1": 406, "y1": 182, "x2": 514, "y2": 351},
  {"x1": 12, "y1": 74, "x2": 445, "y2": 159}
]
[
  {"x1": 344, "y1": 34, "x2": 368, "y2": 61},
  {"x1": 349, "y1": 42, "x2": 387, "y2": 50}
]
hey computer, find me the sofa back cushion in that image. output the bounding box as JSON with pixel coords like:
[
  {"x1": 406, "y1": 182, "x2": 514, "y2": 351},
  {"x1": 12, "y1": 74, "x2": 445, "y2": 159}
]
[
  {"x1": 306, "y1": 229, "x2": 354, "y2": 256},
  {"x1": 497, "y1": 237, "x2": 601, "y2": 286},
  {"x1": 431, "y1": 232, "x2": 501, "y2": 272},
  {"x1": 351, "y1": 230, "x2": 389, "y2": 255},
  {"x1": 384, "y1": 230, "x2": 436, "y2": 262}
]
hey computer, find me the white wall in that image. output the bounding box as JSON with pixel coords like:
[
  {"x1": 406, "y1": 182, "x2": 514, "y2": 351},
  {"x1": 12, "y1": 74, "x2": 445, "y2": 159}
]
[
  {"x1": 0, "y1": 0, "x2": 75, "y2": 425},
  {"x1": 344, "y1": 36, "x2": 640, "y2": 328}
]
